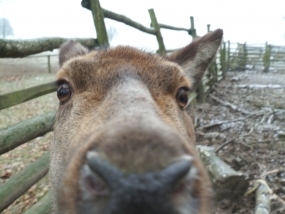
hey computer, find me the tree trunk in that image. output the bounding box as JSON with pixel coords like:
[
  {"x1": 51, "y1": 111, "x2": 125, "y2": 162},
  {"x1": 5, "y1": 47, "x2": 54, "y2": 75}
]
[{"x1": 0, "y1": 37, "x2": 98, "y2": 58}]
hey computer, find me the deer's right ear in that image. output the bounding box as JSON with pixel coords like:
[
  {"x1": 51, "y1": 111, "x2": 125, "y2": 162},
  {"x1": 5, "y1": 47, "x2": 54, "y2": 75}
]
[
  {"x1": 166, "y1": 29, "x2": 223, "y2": 91},
  {"x1": 59, "y1": 40, "x2": 89, "y2": 67}
]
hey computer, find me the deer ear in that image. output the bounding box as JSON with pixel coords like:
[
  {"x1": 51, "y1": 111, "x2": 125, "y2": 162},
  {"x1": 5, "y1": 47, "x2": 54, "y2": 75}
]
[
  {"x1": 167, "y1": 29, "x2": 223, "y2": 90},
  {"x1": 59, "y1": 40, "x2": 89, "y2": 67}
]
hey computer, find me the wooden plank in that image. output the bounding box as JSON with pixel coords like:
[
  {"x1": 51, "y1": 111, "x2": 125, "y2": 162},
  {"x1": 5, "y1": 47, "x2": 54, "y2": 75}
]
[
  {"x1": 0, "y1": 82, "x2": 57, "y2": 110},
  {"x1": 0, "y1": 154, "x2": 49, "y2": 212},
  {"x1": 0, "y1": 111, "x2": 55, "y2": 155}
]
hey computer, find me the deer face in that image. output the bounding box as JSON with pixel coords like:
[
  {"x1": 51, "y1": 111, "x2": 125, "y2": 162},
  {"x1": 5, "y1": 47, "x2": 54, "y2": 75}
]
[{"x1": 50, "y1": 29, "x2": 223, "y2": 214}]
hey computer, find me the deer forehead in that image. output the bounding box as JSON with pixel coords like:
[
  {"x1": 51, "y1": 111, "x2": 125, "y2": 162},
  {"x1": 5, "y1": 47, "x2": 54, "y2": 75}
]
[{"x1": 56, "y1": 46, "x2": 192, "y2": 93}]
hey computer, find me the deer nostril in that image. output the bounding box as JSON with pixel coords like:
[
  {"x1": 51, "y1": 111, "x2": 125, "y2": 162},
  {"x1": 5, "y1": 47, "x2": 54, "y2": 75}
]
[
  {"x1": 86, "y1": 151, "x2": 122, "y2": 191},
  {"x1": 160, "y1": 156, "x2": 193, "y2": 188},
  {"x1": 79, "y1": 164, "x2": 110, "y2": 199}
]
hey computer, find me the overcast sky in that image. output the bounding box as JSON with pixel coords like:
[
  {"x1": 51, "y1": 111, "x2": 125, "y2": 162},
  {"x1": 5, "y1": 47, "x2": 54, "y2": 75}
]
[{"x1": 0, "y1": 0, "x2": 284, "y2": 51}]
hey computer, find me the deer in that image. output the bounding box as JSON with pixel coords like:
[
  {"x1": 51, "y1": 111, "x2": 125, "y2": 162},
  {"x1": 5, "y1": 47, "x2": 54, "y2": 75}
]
[{"x1": 50, "y1": 29, "x2": 223, "y2": 214}]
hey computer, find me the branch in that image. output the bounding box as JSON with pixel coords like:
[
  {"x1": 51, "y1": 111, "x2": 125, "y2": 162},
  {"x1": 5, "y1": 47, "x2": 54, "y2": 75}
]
[
  {"x1": 210, "y1": 94, "x2": 263, "y2": 115},
  {"x1": 198, "y1": 114, "x2": 253, "y2": 130},
  {"x1": 0, "y1": 37, "x2": 98, "y2": 58},
  {"x1": 223, "y1": 84, "x2": 285, "y2": 89},
  {"x1": 215, "y1": 138, "x2": 235, "y2": 153}
]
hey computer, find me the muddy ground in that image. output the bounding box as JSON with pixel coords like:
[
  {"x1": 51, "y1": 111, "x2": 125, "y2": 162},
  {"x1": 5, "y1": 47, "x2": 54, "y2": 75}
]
[{"x1": 0, "y1": 56, "x2": 284, "y2": 213}]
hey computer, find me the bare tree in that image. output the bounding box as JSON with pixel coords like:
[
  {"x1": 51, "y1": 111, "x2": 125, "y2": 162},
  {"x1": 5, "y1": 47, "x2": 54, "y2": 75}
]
[
  {"x1": 0, "y1": 18, "x2": 14, "y2": 39},
  {"x1": 107, "y1": 26, "x2": 117, "y2": 42}
]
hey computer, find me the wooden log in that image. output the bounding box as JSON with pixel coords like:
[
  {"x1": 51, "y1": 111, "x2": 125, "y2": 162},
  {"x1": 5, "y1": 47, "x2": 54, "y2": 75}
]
[
  {"x1": 81, "y1": 0, "x2": 155, "y2": 35},
  {"x1": 254, "y1": 180, "x2": 271, "y2": 214},
  {"x1": 89, "y1": 0, "x2": 109, "y2": 46},
  {"x1": 197, "y1": 146, "x2": 249, "y2": 200},
  {"x1": 0, "y1": 37, "x2": 97, "y2": 58},
  {"x1": 148, "y1": 9, "x2": 166, "y2": 56},
  {"x1": 103, "y1": 9, "x2": 155, "y2": 34},
  {"x1": 0, "y1": 154, "x2": 49, "y2": 212},
  {"x1": 155, "y1": 23, "x2": 189, "y2": 32},
  {"x1": 0, "y1": 81, "x2": 57, "y2": 110},
  {"x1": 23, "y1": 192, "x2": 51, "y2": 214},
  {"x1": 0, "y1": 111, "x2": 55, "y2": 155}
]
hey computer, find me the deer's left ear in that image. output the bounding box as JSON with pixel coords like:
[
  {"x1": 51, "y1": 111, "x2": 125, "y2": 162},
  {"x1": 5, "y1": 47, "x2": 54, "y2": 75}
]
[
  {"x1": 59, "y1": 40, "x2": 89, "y2": 67},
  {"x1": 167, "y1": 29, "x2": 223, "y2": 90}
]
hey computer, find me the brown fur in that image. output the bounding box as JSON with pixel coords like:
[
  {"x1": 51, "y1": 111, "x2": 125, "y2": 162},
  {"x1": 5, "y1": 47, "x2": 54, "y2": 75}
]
[{"x1": 50, "y1": 29, "x2": 223, "y2": 214}]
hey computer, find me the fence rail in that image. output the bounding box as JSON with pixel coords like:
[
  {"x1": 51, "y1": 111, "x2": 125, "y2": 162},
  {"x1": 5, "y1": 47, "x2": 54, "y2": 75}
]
[
  {"x1": 0, "y1": 112, "x2": 55, "y2": 155},
  {"x1": 0, "y1": 0, "x2": 226, "y2": 212},
  {"x1": 226, "y1": 41, "x2": 285, "y2": 72},
  {"x1": 0, "y1": 82, "x2": 57, "y2": 110},
  {"x1": 0, "y1": 154, "x2": 49, "y2": 212}
]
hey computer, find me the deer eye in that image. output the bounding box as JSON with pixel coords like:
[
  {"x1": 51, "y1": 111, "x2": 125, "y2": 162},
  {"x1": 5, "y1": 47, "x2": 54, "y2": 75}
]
[
  {"x1": 176, "y1": 88, "x2": 190, "y2": 109},
  {"x1": 57, "y1": 81, "x2": 71, "y2": 104}
]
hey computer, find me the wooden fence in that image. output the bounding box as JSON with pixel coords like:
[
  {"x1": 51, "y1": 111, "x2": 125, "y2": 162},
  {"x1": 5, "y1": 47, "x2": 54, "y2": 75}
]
[
  {"x1": 0, "y1": 0, "x2": 226, "y2": 213},
  {"x1": 226, "y1": 41, "x2": 285, "y2": 72}
]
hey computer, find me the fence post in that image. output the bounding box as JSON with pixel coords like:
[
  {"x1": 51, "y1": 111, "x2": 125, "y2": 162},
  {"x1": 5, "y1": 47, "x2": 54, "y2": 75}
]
[
  {"x1": 148, "y1": 9, "x2": 166, "y2": 55},
  {"x1": 207, "y1": 24, "x2": 217, "y2": 84},
  {"x1": 190, "y1": 16, "x2": 197, "y2": 38},
  {"x1": 207, "y1": 24, "x2": 210, "y2": 32},
  {"x1": 47, "y1": 55, "x2": 51, "y2": 73},
  {"x1": 221, "y1": 42, "x2": 227, "y2": 79},
  {"x1": 263, "y1": 42, "x2": 271, "y2": 72},
  {"x1": 190, "y1": 16, "x2": 204, "y2": 103},
  {"x1": 243, "y1": 43, "x2": 247, "y2": 71},
  {"x1": 237, "y1": 42, "x2": 247, "y2": 71},
  {"x1": 227, "y1": 40, "x2": 230, "y2": 71},
  {"x1": 90, "y1": 0, "x2": 109, "y2": 46}
]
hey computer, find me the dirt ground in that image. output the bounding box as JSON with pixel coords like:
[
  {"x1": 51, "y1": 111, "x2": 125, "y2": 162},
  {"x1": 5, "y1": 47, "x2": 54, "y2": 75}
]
[
  {"x1": 194, "y1": 71, "x2": 285, "y2": 213},
  {"x1": 0, "y1": 56, "x2": 284, "y2": 213}
]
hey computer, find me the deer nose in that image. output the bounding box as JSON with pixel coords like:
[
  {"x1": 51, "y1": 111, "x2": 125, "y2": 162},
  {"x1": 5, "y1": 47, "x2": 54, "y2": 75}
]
[
  {"x1": 79, "y1": 151, "x2": 195, "y2": 214},
  {"x1": 84, "y1": 151, "x2": 193, "y2": 192}
]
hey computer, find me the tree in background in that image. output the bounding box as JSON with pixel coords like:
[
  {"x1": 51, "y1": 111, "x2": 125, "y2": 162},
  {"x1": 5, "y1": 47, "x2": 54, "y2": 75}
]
[
  {"x1": 0, "y1": 18, "x2": 14, "y2": 39},
  {"x1": 107, "y1": 26, "x2": 117, "y2": 43}
]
